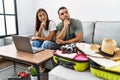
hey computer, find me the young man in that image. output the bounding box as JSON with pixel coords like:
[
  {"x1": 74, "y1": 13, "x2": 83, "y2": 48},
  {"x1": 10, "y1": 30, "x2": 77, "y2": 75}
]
[
  {"x1": 56, "y1": 6, "x2": 83, "y2": 44},
  {"x1": 49, "y1": 7, "x2": 83, "y2": 50}
]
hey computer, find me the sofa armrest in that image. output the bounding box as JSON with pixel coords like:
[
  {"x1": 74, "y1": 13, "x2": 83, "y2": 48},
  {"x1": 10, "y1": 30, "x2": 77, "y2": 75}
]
[{"x1": 4, "y1": 34, "x2": 34, "y2": 46}]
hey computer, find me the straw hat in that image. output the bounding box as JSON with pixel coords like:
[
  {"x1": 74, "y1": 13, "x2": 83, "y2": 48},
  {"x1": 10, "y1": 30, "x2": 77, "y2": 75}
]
[
  {"x1": 100, "y1": 38, "x2": 117, "y2": 57},
  {"x1": 90, "y1": 38, "x2": 120, "y2": 61}
]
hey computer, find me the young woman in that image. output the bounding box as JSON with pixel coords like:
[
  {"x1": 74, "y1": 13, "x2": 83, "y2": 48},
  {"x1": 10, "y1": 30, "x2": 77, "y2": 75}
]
[{"x1": 32, "y1": 8, "x2": 56, "y2": 49}]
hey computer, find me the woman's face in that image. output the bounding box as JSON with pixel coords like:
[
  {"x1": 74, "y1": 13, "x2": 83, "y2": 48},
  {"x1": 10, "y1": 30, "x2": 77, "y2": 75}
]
[{"x1": 38, "y1": 11, "x2": 47, "y2": 22}]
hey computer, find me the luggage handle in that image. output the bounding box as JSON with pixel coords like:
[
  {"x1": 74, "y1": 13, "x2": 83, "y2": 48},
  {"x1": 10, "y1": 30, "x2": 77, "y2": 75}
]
[{"x1": 55, "y1": 57, "x2": 75, "y2": 69}]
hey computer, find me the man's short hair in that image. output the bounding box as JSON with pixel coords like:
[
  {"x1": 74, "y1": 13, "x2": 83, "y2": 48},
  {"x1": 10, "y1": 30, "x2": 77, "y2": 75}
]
[{"x1": 58, "y1": 6, "x2": 67, "y2": 15}]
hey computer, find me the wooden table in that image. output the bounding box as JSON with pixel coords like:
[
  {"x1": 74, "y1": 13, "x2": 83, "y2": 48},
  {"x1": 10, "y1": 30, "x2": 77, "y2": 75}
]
[{"x1": 0, "y1": 44, "x2": 54, "y2": 80}]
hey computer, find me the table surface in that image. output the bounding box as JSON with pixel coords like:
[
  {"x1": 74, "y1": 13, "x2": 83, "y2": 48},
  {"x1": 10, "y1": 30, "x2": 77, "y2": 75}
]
[{"x1": 0, "y1": 44, "x2": 54, "y2": 64}]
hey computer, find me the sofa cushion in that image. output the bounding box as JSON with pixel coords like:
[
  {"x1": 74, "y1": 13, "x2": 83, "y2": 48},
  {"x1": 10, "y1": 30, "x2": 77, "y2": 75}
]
[
  {"x1": 93, "y1": 21, "x2": 120, "y2": 47},
  {"x1": 82, "y1": 22, "x2": 95, "y2": 44}
]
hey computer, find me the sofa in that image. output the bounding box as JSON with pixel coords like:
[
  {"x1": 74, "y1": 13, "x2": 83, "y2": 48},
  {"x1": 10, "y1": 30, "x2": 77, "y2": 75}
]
[
  {"x1": 49, "y1": 21, "x2": 120, "y2": 80},
  {"x1": 1, "y1": 21, "x2": 120, "y2": 80},
  {"x1": 82, "y1": 21, "x2": 120, "y2": 47}
]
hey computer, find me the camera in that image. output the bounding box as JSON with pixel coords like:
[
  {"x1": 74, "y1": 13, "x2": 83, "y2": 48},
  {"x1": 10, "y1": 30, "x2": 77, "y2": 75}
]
[{"x1": 61, "y1": 43, "x2": 77, "y2": 53}]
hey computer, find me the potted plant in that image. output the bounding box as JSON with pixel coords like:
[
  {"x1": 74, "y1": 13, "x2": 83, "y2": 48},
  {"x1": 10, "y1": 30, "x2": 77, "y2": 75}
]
[{"x1": 28, "y1": 65, "x2": 37, "y2": 80}]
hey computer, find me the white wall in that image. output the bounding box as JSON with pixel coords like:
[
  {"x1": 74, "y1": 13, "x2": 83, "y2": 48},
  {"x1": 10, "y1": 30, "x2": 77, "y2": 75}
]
[
  {"x1": 16, "y1": 0, "x2": 120, "y2": 35},
  {"x1": 34, "y1": 0, "x2": 120, "y2": 22},
  {"x1": 17, "y1": 0, "x2": 35, "y2": 35},
  {"x1": 0, "y1": 0, "x2": 120, "y2": 46}
]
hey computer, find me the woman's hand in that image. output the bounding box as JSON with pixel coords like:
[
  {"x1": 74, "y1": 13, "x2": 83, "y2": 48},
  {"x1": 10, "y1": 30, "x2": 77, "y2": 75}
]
[
  {"x1": 36, "y1": 21, "x2": 46, "y2": 36},
  {"x1": 41, "y1": 20, "x2": 47, "y2": 29},
  {"x1": 31, "y1": 37, "x2": 39, "y2": 40}
]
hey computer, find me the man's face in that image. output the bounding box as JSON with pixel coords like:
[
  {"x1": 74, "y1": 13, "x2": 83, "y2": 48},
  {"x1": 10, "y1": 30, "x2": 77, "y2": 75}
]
[{"x1": 58, "y1": 8, "x2": 70, "y2": 21}]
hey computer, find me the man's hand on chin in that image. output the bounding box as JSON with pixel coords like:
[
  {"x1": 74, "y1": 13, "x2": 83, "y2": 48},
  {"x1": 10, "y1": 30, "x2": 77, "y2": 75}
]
[{"x1": 64, "y1": 19, "x2": 70, "y2": 28}]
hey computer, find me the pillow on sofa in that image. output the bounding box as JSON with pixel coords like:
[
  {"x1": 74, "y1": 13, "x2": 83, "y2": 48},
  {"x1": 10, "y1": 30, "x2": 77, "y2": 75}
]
[
  {"x1": 93, "y1": 21, "x2": 120, "y2": 47},
  {"x1": 82, "y1": 22, "x2": 95, "y2": 44}
]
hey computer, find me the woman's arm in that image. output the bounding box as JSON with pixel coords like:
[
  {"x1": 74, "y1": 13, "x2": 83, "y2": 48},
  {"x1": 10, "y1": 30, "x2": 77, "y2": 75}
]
[
  {"x1": 32, "y1": 30, "x2": 56, "y2": 41},
  {"x1": 35, "y1": 27, "x2": 42, "y2": 37},
  {"x1": 36, "y1": 22, "x2": 46, "y2": 37},
  {"x1": 32, "y1": 21, "x2": 56, "y2": 41}
]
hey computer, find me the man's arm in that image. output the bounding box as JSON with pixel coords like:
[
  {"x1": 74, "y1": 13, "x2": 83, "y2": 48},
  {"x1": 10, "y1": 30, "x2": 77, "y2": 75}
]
[
  {"x1": 56, "y1": 26, "x2": 67, "y2": 40},
  {"x1": 56, "y1": 32, "x2": 83, "y2": 45},
  {"x1": 56, "y1": 19, "x2": 70, "y2": 40}
]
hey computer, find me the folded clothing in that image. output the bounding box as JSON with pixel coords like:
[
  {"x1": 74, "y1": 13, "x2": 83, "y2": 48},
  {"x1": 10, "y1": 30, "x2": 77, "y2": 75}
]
[{"x1": 53, "y1": 50, "x2": 89, "y2": 71}]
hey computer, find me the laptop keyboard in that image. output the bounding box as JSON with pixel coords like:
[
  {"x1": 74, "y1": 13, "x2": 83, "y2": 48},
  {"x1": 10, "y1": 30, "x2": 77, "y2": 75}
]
[{"x1": 32, "y1": 47, "x2": 45, "y2": 51}]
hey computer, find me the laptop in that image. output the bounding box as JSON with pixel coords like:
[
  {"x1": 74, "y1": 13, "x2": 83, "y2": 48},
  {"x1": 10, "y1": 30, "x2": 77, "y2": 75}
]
[{"x1": 12, "y1": 35, "x2": 45, "y2": 53}]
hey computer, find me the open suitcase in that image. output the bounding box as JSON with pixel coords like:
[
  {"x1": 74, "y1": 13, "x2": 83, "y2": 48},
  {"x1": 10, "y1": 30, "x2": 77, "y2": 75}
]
[
  {"x1": 53, "y1": 50, "x2": 89, "y2": 71},
  {"x1": 90, "y1": 59, "x2": 120, "y2": 80}
]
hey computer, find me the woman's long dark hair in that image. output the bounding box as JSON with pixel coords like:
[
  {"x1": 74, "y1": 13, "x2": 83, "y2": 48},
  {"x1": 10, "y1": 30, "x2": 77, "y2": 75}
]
[{"x1": 35, "y1": 8, "x2": 50, "y2": 32}]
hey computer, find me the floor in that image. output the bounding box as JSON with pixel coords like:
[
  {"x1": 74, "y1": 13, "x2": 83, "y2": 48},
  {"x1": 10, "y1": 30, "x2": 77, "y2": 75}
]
[
  {"x1": 0, "y1": 59, "x2": 13, "y2": 69},
  {"x1": 0, "y1": 59, "x2": 48, "y2": 80}
]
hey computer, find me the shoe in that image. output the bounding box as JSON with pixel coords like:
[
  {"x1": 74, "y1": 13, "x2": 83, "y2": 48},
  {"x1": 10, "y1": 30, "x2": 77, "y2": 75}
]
[
  {"x1": 40, "y1": 67, "x2": 45, "y2": 73},
  {"x1": 43, "y1": 69, "x2": 51, "y2": 73}
]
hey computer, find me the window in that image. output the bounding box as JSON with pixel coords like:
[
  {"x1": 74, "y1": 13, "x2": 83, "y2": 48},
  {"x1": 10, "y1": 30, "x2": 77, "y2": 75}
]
[{"x1": 0, "y1": 0, "x2": 18, "y2": 38}]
